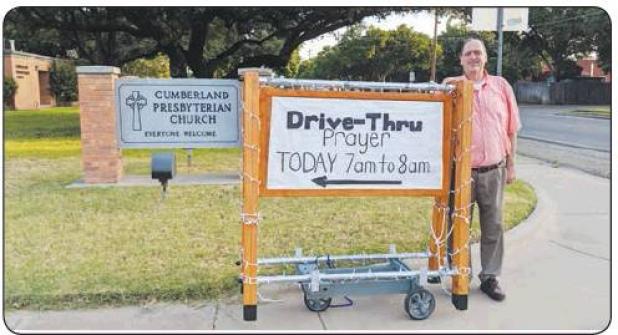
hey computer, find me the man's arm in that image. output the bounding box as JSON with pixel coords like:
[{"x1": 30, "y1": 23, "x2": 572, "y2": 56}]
[
  {"x1": 502, "y1": 78, "x2": 520, "y2": 185},
  {"x1": 506, "y1": 133, "x2": 517, "y2": 184}
]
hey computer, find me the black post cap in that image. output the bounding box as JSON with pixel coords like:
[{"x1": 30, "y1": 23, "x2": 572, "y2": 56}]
[
  {"x1": 243, "y1": 305, "x2": 257, "y2": 321},
  {"x1": 452, "y1": 294, "x2": 468, "y2": 310}
]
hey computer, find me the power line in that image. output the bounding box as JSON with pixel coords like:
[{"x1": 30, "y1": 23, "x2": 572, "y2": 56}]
[{"x1": 528, "y1": 11, "x2": 607, "y2": 29}]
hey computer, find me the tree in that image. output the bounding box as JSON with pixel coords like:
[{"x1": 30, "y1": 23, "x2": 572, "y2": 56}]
[
  {"x1": 522, "y1": 7, "x2": 610, "y2": 81},
  {"x1": 297, "y1": 25, "x2": 435, "y2": 82},
  {"x1": 49, "y1": 60, "x2": 78, "y2": 104},
  {"x1": 3, "y1": 77, "x2": 18, "y2": 110},
  {"x1": 586, "y1": 8, "x2": 611, "y2": 73},
  {"x1": 500, "y1": 31, "x2": 545, "y2": 82},
  {"x1": 4, "y1": 7, "x2": 412, "y2": 78}
]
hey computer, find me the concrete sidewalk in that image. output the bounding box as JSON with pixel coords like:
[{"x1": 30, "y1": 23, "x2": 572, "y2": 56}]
[{"x1": 5, "y1": 156, "x2": 610, "y2": 332}]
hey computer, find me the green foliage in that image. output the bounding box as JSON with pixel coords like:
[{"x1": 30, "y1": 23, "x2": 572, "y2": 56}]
[
  {"x1": 523, "y1": 7, "x2": 610, "y2": 81},
  {"x1": 5, "y1": 8, "x2": 408, "y2": 78},
  {"x1": 121, "y1": 53, "x2": 171, "y2": 78},
  {"x1": 284, "y1": 49, "x2": 301, "y2": 77},
  {"x1": 297, "y1": 58, "x2": 316, "y2": 78},
  {"x1": 2, "y1": 17, "x2": 70, "y2": 59},
  {"x1": 568, "y1": 106, "x2": 610, "y2": 118},
  {"x1": 297, "y1": 25, "x2": 435, "y2": 82},
  {"x1": 4, "y1": 76, "x2": 18, "y2": 109},
  {"x1": 500, "y1": 32, "x2": 545, "y2": 82},
  {"x1": 586, "y1": 8, "x2": 611, "y2": 73},
  {"x1": 49, "y1": 61, "x2": 77, "y2": 104}
]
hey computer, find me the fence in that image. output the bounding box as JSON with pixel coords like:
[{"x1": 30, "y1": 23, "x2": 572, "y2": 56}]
[{"x1": 515, "y1": 80, "x2": 611, "y2": 105}]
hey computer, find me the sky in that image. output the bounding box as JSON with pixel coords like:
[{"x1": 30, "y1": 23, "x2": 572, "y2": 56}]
[{"x1": 299, "y1": 11, "x2": 452, "y2": 60}]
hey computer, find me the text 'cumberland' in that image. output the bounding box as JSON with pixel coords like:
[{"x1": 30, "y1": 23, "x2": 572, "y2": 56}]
[{"x1": 286, "y1": 111, "x2": 423, "y2": 132}]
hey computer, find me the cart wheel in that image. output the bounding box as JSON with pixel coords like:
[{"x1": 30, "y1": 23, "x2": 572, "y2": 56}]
[
  {"x1": 404, "y1": 288, "x2": 435, "y2": 320},
  {"x1": 304, "y1": 294, "x2": 332, "y2": 312}
]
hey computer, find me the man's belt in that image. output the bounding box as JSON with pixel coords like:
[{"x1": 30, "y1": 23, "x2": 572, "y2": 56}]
[{"x1": 472, "y1": 160, "x2": 505, "y2": 173}]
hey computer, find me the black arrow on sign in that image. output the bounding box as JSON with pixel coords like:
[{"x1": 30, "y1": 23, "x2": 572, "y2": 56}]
[{"x1": 311, "y1": 176, "x2": 403, "y2": 188}]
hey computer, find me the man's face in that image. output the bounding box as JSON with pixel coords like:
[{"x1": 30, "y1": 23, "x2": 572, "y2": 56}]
[{"x1": 460, "y1": 40, "x2": 487, "y2": 76}]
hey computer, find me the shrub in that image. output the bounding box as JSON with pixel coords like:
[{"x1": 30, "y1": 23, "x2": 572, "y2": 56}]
[
  {"x1": 3, "y1": 76, "x2": 18, "y2": 110},
  {"x1": 49, "y1": 61, "x2": 78, "y2": 105},
  {"x1": 121, "y1": 53, "x2": 170, "y2": 78}
]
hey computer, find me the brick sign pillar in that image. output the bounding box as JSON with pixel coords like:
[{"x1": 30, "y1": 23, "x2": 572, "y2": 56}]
[{"x1": 76, "y1": 66, "x2": 123, "y2": 183}]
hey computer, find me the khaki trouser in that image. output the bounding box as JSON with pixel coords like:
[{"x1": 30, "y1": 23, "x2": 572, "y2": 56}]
[{"x1": 470, "y1": 162, "x2": 507, "y2": 282}]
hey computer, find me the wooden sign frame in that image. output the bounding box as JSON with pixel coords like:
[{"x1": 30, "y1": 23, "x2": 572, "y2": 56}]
[
  {"x1": 258, "y1": 87, "x2": 453, "y2": 197},
  {"x1": 239, "y1": 70, "x2": 473, "y2": 321}
]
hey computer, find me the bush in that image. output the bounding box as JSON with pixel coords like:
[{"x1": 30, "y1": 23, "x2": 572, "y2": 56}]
[
  {"x1": 49, "y1": 61, "x2": 78, "y2": 105},
  {"x1": 3, "y1": 76, "x2": 18, "y2": 110},
  {"x1": 121, "y1": 53, "x2": 170, "y2": 78}
]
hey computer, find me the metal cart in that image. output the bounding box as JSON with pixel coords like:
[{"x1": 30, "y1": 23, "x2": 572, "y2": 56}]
[{"x1": 255, "y1": 245, "x2": 455, "y2": 320}]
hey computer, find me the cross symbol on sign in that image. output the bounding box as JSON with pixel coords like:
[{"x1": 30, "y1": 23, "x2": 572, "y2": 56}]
[{"x1": 125, "y1": 91, "x2": 147, "y2": 131}]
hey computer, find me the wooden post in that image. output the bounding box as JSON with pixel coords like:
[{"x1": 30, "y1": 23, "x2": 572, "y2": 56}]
[
  {"x1": 239, "y1": 69, "x2": 260, "y2": 321},
  {"x1": 451, "y1": 80, "x2": 473, "y2": 310},
  {"x1": 428, "y1": 94, "x2": 454, "y2": 276},
  {"x1": 428, "y1": 194, "x2": 448, "y2": 274}
]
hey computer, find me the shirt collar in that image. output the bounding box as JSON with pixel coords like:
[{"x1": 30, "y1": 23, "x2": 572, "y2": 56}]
[{"x1": 470, "y1": 70, "x2": 489, "y2": 91}]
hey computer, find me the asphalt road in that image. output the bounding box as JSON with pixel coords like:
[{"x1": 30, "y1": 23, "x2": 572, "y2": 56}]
[
  {"x1": 518, "y1": 105, "x2": 610, "y2": 152},
  {"x1": 516, "y1": 105, "x2": 610, "y2": 178}
]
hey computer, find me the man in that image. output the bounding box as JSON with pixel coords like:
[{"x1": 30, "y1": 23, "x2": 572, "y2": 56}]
[{"x1": 443, "y1": 38, "x2": 521, "y2": 302}]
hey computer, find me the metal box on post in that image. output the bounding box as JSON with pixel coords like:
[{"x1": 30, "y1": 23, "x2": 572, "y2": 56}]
[{"x1": 151, "y1": 152, "x2": 176, "y2": 188}]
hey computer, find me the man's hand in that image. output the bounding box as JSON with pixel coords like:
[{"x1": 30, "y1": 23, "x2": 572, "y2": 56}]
[
  {"x1": 506, "y1": 165, "x2": 516, "y2": 184},
  {"x1": 506, "y1": 158, "x2": 516, "y2": 184},
  {"x1": 506, "y1": 135, "x2": 518, "y2": 184},
  {"x1": 442, "y1": 76, "x2": 466, "y2": 85},
  {"x1": 442, "y1": 77, "x2": 458, "y2": 85}
]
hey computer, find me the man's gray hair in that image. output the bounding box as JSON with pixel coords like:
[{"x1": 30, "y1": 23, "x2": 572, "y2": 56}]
[{"x1": 460, "y1": 38, "x2": 487, "y2": 56}]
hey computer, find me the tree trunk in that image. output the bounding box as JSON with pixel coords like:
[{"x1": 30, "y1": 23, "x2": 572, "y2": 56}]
[
  {"x1": 553, "y1": 57, "x2": 563, "y2": 82},
  {"x1": 166, "y1": 47, "x2": 188, "y2": 78},
  {"x1": 186, "y1": 19, "x2": 207, "y2": 78}
]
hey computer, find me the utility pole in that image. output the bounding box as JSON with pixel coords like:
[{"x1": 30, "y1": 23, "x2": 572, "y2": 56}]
[
  {"x1": 430, "y1": 9, "x2": 439, "y2": 82},
  {"x1": 496, "y1": 7, "x2": 504, "y2": 76}
]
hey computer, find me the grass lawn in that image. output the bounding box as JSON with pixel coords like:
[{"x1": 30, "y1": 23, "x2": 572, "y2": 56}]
[
  {"x1": 4, "y1": 107, "x2": 537, "y2": 310},
  {"x1": 568, "y1": 105, "x2": 611, "y2": 118}
]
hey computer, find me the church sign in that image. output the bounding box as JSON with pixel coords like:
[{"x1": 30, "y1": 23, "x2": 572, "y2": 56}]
[{"x1": 115, "y1": 78, "x2": 240, "y2": 148}]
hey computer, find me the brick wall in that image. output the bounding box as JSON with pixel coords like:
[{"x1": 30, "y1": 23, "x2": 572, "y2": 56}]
[{"x1": 76, "y1": 66, "x2": 123, "y2": 183}]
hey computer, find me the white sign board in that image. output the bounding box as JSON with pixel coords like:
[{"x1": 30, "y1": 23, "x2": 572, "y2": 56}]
[
  {"x1": 266, "y1": 97, "x2": 444, "y2": 190},
  {"x1": 471, "y1": 8, "x2": 529, "y2": 32},
  {"x1": 115, "y1": 79, "x2": 240, "y2": 148}
]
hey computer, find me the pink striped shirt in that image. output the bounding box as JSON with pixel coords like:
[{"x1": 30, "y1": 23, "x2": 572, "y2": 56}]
[{"x1": 451, "y1": 72, "x2": 521, "y2": 168}]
